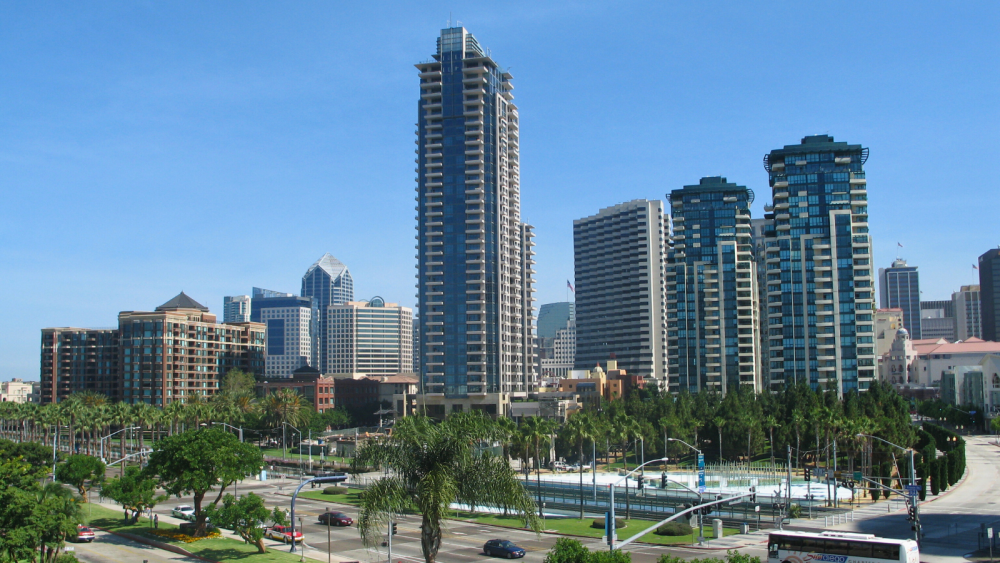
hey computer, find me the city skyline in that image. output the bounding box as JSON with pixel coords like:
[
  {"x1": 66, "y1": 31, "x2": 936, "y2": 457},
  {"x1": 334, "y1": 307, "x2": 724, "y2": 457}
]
[{"x1": 3, "y1": 2, "x2": 999, "y2": 381}]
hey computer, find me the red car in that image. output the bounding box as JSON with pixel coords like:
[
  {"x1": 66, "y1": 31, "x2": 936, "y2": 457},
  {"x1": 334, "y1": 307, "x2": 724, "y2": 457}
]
[
  {"x1": 72, "y1": 525, "x2": 95, "y2": 543},
  {"x1": 265, "y1": 524, "x2": 303, "y2": 544},
  {"x1": 318, "y1": 511, "x2": 353, "y2": 526}
]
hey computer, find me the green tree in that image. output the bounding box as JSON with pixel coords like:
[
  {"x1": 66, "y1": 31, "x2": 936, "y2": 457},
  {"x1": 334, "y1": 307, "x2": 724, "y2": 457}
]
[
  {"x1": 352, "y1": 413, "x2": 540, "y2": 563},
  {"x1": 520, "y1": 416, "x2": 558, "y2": 517},
  {"x1": 0, "y1": 458, "x2": 82, "y2": 563},
  {"x1": 544, "y1": 537, "x2": 590, "y2": 563},
  {"x1": 562, "y1": 412, "x2": 598, "y2": 519},
  {"x1": 143, "y1": 428, "x2": 264, "y2": 536},
  {"x1": 712, "y1": 417, "x2": 726, "y2": 461},
  {"x1": 55, "y1": 454, "x2": 106, "y2": 501},
  {"x1": 204, "y1": 492, "x2": 287, "y2": 553},
  {"x1": 101, "y1": 466, "x2": 166, "y2": 521}
]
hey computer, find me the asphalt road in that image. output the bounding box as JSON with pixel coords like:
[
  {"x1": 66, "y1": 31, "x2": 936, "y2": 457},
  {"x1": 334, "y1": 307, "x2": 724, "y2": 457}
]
[
  {"x1": 71, "y1": 529, "x2": 204, "y2": 563},
  {"x1": 805, "y1": 435, "x2": 1000, "y2": 563}
]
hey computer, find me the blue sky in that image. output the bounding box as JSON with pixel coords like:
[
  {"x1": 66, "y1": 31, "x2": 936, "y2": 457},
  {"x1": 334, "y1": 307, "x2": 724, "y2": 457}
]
[{"x1": 2, "y1": 2, "x2": 998, "y2": 381}]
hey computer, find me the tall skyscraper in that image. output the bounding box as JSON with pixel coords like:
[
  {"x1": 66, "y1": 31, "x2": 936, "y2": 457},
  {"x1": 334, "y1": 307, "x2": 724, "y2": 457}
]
[
  {"x1": 538, "y1": 303, "x2": 575, "y2": 340},
  {"x1": 250, "y1": 294, "x2": 314, "y2": 378},
  {"x1": 301, "y1": 254, "x2": 354, "y2": 373},
  {"x1": 414, "y1": 27, "x2": 536, "y2": 416},
  {"x1": 223, "y1": 295, "x2": 251, "y2": 323},
  {"x1": 979, "y1": 249, "x2": 1000, "y2": 341},
  {"x1": 761, "y1": 135, "x2": 876, "y2": 394},
  {"x1": 328, "y1": 297, "x2": 413, "y2": 376},
  {"x1": 574, "y1": 200, "x2": 668, "y2": 385},
  {"x1": 667, "y1": 177, "x2": 761, "y2": 394},
  {"x1": 879, "y1": 259, "x2": 921, "y2": 339},
  {"x1": 952, "y1": 285, "x2": 982, "y2": 341}
]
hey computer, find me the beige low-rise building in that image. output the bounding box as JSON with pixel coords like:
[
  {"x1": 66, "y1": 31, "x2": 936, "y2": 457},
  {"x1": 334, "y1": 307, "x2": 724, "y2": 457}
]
[{"x1": 0, "y1": 379, "x2": 37, "y2": 403}]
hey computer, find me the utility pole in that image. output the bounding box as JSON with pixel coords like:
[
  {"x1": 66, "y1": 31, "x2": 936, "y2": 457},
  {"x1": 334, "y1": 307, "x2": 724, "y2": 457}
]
[
  {"x1": 909, "y1": 448, "x2": 921, "y2": 544},
  {"x1": 833, "y1": 439, "x2": 838, "y2": 509},
  {"x1": 785, "y1": 445, "x2": 792, "y2": 528}
]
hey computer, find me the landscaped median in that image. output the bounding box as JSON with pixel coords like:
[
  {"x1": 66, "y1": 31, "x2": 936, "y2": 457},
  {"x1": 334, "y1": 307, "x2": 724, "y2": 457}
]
[
  {"x1": 448, "y1": 512, "x2": 739, "y2": 546},
  {"x1": 85, "y1": 504, "x2": 306, "y2": 563},
  {"x1": 297, "y1": 487, "x2": 740, "y2": 545}
]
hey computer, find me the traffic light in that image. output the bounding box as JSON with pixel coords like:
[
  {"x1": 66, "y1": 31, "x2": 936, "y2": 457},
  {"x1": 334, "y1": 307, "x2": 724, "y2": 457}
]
[
  {"x1": 391, "y1": 522, "x2": 398, "y2": 536},
  {"x1": 805, "y1": 468, "x2": 811, "y2": 482},
  {"x1": 749, "y1": 486, "x2": 756, "y2": 503},
  {"x1": 661, "y1": 473, "x2": 667, "y2": 489},
  {"x1": 637, "y1": 475, "x2": 644, "y2": 490},
  {"x1": 906, "y1": 504, "x2": 917, "y2": 522}
]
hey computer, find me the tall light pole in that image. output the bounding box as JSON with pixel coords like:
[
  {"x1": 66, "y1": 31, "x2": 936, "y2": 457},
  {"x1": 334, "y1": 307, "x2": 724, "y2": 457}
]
[
  {"x1": 100, "y1": 426, "x2": 140, "y2": 463},
  {"x1": 668, "y1": 437, "x2": 705, "y2": 544},
  {"x1": 858, "y1": 433, "x2": 920, "y2": 544},
  {"x1": 608, "y1": 457, "x2": 668, "y2": 550},
  {"x1": 283, "y1": 422, "x2": 304, "y2": 480}
]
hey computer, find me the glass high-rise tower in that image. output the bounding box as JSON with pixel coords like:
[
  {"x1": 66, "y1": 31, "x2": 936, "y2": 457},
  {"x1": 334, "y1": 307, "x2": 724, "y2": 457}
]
[
  {"x1": 879, "y1": 259, "x2": 921, "y2": 339},
  {"x1": 761, "y1": 135, "x2": 876, "y2": 395},
  {"x1": 667, "y1": 177, "x2": 761, "y2": 394},
  {"x1": 301, "y1": 253, "x2": 354, "y2": 373},
  {"x1": 415, "y1": 27, "x2": 535, "y2": 416}
]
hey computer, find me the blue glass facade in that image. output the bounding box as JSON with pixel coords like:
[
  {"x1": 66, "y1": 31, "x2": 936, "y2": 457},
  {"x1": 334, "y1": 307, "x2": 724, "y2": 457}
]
[
  {"x1": 301, "y1": 254, "x2": 353, "y2": 373},
  {"x1": 667, "y1": 177, "x2": 760, "y2": 394},
  {"x1": 762, "y1": 135, "x2": 876, "y2": 394},
  {"x1": 416, "y1": 28, "x2": 533, "y2": 403},
  {"x1": 879, "y1": 260, "x2": 921, "y2": 339}
]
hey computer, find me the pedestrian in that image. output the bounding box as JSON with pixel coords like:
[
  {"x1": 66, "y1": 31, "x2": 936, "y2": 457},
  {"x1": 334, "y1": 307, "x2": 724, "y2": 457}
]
[{"x1": 154, "y1": 514, "x2": 159, "y2": 529}]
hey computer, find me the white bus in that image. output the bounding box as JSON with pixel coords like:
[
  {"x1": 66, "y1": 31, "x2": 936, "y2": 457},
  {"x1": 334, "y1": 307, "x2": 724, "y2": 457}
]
[{"x1": 768, "y1": 531, "x2": 918, "y2": 563}]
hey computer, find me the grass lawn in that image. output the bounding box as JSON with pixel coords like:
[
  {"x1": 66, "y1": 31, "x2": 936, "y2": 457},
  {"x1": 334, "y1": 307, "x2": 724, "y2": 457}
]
[
  {"x1": 85, "y1": 504, "x2": 306, "y2": 563},
  {"x1": 297, "y1": 489, "x2": 364, "y2": 506},
  {"x1": 257, "y1": 448, "x2": 351, "y2": 465},
  {"x1": 450, "y1": 512, "x2": 738, "y2": 545}
]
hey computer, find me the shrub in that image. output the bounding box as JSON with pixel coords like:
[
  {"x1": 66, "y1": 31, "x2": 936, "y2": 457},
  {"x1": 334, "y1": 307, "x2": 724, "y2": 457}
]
[
  {"x1": 654, "y1": 521, "x2": 692, "y2": 536},
  {"x1": 591, "y1": 517, "x2": 626, "y2": 530},
  {"x1": 544, "y1": 538, "x2": 589, "y2": 563},
  {"x1": 323, "y1": 486, "x2": 348, "y2": 495},
  {"x1": 788, "y1": 503, "x2": 802, "y2": 519}
]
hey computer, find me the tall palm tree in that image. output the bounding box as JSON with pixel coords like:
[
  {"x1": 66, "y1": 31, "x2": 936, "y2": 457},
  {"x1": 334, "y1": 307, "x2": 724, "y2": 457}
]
[
  {"x1": 713, "y1": 417, "x2": 726, "y2": 461},
  {"x1": 260, "y1": 389, "x2": 309, "y2": 458},
  {"x1": 519, "y1": 416, "x2": 556, "y2": 518},
  {"x1": 791, "y1": 409, "x2": 806, "y2": 468},
  {"x1": 764, "y1": 414, "x2": 778, "y2": 466},
  {"x1": 109, "y1": 402, "x2": 132, "y2": 461},
  {"x1": 562, "y1": 412, "x2": 597, "y2": 519},
  {"x1": 163, "y1": 400, "x2": 186, "y2": 436},
  {"x1": 353, "y1": 413, "x2": 540, "y2": 563}
]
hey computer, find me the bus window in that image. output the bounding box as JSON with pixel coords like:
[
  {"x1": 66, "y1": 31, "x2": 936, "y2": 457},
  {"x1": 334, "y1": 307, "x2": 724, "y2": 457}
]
[
  {"x1": 872, "y1": 545, "x2": 900, "y2": 559},
  {"x1": 847, "y1": 543, "x2": 873, "y2": 557}
]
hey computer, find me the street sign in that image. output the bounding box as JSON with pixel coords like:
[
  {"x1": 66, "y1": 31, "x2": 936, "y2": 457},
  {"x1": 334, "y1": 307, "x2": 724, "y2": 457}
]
[
  {"x1": 904, "y1": 485, "x2": 920, "y2": 496},
  {"x1": 697, "y1": 453, "x2": 705, "y2": 489},
  {"x1": 698, "y1": 485, "x2": 706, "y2": 494},
  {"x1": 853, "y1": 471, "x2": 862, "y2": 481},
  {"x1": 988, "y1": 527, "x2": 993, "y2": 539}
]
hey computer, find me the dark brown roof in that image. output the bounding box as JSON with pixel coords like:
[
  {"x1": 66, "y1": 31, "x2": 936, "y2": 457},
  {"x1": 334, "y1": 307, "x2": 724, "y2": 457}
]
[{"x1": 156, "y1": 292, "x2": 209, "y2": 312}]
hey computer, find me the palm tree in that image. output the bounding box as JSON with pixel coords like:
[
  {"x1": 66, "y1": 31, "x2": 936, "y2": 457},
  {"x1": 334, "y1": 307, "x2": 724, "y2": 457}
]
[
  {"x1": 791, "y1": 409, "x2": 806, "y2": 468},
  {"x1": 713, "y1": 417, "x2": 726, "y2": 461},
  {"x1": 163, "y1": 400, "x2": 186, "y2": 436},
  {"x1": 562, "y1": 412, "x2": 597, "y2": 519},
  {"x1": 260, "y1": 389, "x2": 310, "y2": 458},
  {"x1": 764, "y1": 414, "x2": 778, "y2": 466},
  {"x1": 519, "y1": 416, "x2": 556, "y2": 518},
  {"x1": 353, "y1": 413, "x2": 540, "y2": 563}
]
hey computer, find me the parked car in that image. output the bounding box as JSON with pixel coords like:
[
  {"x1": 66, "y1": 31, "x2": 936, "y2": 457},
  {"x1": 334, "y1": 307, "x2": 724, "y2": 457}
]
[
  {"x1": 484, "y1": 539, "x2": 526, "y2": 558},
  {"x1": 171, "y1": 506, "x2": 196, "y2": 521},
  {"x1": 266, "y1": 524, "x2": 303, "y2": 544},
  {"x1": 550, "y1": 461, "x2": 568, "y2": 471},
  {"x1": 318, "y1": 511, "x2": 353, "y2": 526},
  {"x1": 71, "y1": 525, "x2": 95, "y2": 543}
]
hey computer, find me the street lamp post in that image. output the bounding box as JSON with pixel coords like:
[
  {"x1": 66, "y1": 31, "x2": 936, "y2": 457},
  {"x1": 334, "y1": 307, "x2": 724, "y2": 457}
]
[
  {"x1": 283, "y1": 423, "x2": 304, "y2": 481},
  {"x1": 100, "y1": 426, "x2": 141, "y2": 463},
  {"x1": 858, "y1": 433, "x2": 920, "y2": 544},
  {"x1": 668, "y1": 438, "x2": 705, "y2": 544},
  {"x1": 608, "y1": 457, "x2": 668, "y2": 550},
  {"x1": 212, "y1": 421, "x2": 244, "y2": 442}
]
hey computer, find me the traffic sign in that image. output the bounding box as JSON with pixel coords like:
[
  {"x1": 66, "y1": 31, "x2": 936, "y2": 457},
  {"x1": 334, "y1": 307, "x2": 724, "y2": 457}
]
[
  {"x1": 904, "y1": 485, "x2": 920, "y2": 496},
  {"x1": 697, "y1": 453, "x2": 705, "y2": 489},
  {"x1": 853, "y1": 471, "x2": 862, "y2": 480}
]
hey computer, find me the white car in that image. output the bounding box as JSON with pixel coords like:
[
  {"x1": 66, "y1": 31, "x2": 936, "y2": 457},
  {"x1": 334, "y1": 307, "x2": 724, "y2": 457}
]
[{"x1": 171, "y1": 506, "x2": 196, "y2": 521}]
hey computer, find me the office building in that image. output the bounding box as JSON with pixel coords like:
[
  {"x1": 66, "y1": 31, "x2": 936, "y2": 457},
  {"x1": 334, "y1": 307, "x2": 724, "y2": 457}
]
[
  {"x1": 574, "y1": 200, "x2": 668, "y2": 385},
  {"x1": 412, "y1": 314, "x2": 420, "y2": 373},
  {"x1": 40, "y1": 328, "x2": 120, "y2": 404},
  {"x1": 117, "y1": 292, "x2": 265, "y2": 404},
  {"x1": 223, "y1": 295, "x2": 251, "y2": 323},
  {"x1": 257, "y1": 366, "x2": 336, "y2": 413},
  {"x1": 982, "y1": 249, "x2": 1000, "y2": 342},
  {"x1": 253, "y1": 287, "x2": 293, "y2": 299},
  {"x1": 920, "y1": 300, "x2": 956, "y2": 341},
  {"x1": 538, "y1": 303, "x2": 575, "y2": 340},
  {"x1": 327, "y1": 297, "x2": 413, "y2": 377},
  {"x1": 301, "y1": 254, "x2": 354, "y2": 373},
  {"x1": 875, "y1": 308, "x2": 904, "y2": 358},
  {"x1": 414, "y1": 26, "x2": 536, "y2": 416},
  {"x1": 667, "y1": 177, "x2": 761, "y2": 393},
  {"x1": 953, "y1": 285, "x2": 982, "y2": 341},
  {"x1": 537, "y1": 302, "x2": 575, "y2": 379},
  {"x1": 761, "y1": 135, "x2": 876, "y2": 394},
  {"x1": 250, "y1": 294, "x2": 314, "y2": 378},
  {"x1": 540, "y1": 319, "x2": 576, "y2": 380},
  {"x1": 879, "y1": 259, "x2": 921, "y2": 339}
]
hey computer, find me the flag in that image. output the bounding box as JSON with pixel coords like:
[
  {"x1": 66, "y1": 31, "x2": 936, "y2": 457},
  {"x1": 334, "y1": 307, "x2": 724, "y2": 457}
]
[
  {"x1": 897, "y1": 242, "x2": 903, "y2": 248},
  {"x1": 973, "y1": 264, "x2": 979, "y2": 270},
  {"x1": 567, "y1": 280, "x2": 575, "y2": 293}
]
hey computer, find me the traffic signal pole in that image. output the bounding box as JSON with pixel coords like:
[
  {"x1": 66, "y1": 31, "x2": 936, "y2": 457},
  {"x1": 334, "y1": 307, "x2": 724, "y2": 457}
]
[{"x1": 909, "y1": 448, "x2": 920, "y2": 544}]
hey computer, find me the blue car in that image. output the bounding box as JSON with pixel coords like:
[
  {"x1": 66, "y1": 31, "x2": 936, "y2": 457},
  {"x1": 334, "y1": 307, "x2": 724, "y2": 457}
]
[{"x1": 484, "y1": 539, "x2": 526, "y2": 558}]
